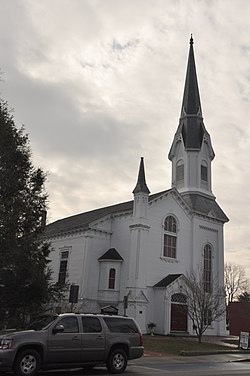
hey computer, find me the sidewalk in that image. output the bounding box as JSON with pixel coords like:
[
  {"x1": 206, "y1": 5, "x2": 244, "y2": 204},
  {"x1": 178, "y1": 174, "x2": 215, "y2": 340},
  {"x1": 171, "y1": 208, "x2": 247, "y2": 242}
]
[
  {"x1": 139, "y1": 352, "x2": 250, "y2": 363},
  {"x1": 142, "y1": 351, "x2": 250, "y2": 364}
]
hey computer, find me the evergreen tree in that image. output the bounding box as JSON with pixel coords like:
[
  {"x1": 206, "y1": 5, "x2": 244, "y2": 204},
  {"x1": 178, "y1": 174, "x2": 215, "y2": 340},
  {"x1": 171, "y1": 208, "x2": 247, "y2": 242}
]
[
  {"x1": 238, "y1": 291, "x2": 250, "y2": 302},
  {"x1": 0, "y1": 99, "x2": 63, "y2": 328}
]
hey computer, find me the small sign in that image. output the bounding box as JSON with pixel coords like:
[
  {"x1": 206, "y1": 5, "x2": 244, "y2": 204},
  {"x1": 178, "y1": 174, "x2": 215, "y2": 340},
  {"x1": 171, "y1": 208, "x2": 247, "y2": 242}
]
[
  {"x1": 101, "y1": 305, "x2": 118, "y2": 315},
  {"x1": 240, "y1": 331, "x2": 249, "y2": 349}
]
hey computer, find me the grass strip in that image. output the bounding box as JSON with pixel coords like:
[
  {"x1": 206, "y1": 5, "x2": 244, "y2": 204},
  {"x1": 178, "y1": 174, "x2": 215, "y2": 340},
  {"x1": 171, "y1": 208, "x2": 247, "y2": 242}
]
[{"x1": 143, "y1": 335, "x2": 237, "y2": 355}]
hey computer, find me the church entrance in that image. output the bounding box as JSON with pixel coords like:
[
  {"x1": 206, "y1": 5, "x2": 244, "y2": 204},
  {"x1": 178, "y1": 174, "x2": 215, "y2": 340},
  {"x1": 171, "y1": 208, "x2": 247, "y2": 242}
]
[{"x1": 170, "y1": 293, "x2": 187, "y2": 332}]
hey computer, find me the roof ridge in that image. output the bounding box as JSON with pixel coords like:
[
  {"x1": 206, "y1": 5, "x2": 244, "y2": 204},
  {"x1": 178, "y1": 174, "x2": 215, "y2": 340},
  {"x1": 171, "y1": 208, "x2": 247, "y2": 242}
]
[{"x1": 44, "y1": 189, "x2": 171, "y2": 237}]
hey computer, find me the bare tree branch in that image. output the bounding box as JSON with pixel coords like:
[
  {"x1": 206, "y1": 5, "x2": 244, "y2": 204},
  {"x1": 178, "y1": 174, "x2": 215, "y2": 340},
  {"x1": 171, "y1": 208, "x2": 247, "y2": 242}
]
[
  {"x1": 224, "y1": 263, "x2": 249, "y2": 305},
  {"x1": 181, "y1": 267, "x2": 226, "y2": 343}
]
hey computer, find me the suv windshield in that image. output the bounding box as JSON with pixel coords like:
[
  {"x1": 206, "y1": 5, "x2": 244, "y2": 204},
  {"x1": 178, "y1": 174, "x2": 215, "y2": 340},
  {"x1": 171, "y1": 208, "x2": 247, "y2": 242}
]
[{"x1": 28, "y1": 315, "x2": 58, "y2": 330}]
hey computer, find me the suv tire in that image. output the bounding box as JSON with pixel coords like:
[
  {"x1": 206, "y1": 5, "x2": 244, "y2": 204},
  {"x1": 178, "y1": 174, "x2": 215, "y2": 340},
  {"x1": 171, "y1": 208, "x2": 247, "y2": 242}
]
[
  {"x1": 106, "y1": 348, "x2": 127, "y2": 374},
  {"x1": 14, "y1": 349, "x2": 41, "y2": 376}
]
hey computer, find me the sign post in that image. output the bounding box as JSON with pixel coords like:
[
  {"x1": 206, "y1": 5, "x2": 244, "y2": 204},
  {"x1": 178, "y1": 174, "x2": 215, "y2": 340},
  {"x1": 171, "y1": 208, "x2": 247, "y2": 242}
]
[{"x1": 239, "y1": 331, "x2": 249, "y2": 349}]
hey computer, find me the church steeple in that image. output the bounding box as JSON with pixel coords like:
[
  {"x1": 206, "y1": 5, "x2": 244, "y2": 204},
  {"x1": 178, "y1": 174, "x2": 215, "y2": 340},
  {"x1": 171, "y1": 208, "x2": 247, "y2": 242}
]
[
  {"x1": 179, "y1": 34, "x2": 205, "y2": 151},
  {"x1": 169, "y1": 36, "x2": 215, "y2": 197}
]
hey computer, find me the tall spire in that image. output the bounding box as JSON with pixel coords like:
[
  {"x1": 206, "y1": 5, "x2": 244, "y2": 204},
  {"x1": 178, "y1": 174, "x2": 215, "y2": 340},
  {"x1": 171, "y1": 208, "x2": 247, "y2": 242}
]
[
  {"x1": 168, "y1": 36, "x2": 215, "y2": 197},
  {"x1": 133, "y1": 157, "x2": 150, "y2": 194},
  {"x1": 181, "y1": 34, "x2": 202, "y2": 117},
  {"x1": 178, "y1": 35, "x2": 205, "y2": 150}
]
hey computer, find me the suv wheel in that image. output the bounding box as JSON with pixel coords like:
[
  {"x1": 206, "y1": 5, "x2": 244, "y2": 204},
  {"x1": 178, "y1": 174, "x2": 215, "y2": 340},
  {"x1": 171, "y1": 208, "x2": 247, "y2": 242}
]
[
  {"x1": 106, "y1": 348, "x2": 127, "y2": 374},
  {"x1": 14, "y1": 349, "x2": 41, "y2": 376}
]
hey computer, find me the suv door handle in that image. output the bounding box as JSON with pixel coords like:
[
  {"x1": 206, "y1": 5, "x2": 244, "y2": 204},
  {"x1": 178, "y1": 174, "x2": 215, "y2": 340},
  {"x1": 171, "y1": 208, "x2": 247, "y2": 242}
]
[
  {"x1": 97, "y1": 335, "x2": 104, "y2": 339},
  {"x1": 72, "y1": 336, "x2": 80, "y2": 340}
]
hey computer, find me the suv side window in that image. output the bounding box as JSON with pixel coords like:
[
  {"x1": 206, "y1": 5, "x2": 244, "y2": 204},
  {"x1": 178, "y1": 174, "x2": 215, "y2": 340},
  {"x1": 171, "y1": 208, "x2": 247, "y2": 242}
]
[
  {"x1": 103, "y1": 317, "x2": 138, "y2": 333},
  {"x1": 57, "y1": 317, "x2": 79, "y2": 333},
  {"x1": 82, "y1": 317, "x2": 102, "y2": 333}
]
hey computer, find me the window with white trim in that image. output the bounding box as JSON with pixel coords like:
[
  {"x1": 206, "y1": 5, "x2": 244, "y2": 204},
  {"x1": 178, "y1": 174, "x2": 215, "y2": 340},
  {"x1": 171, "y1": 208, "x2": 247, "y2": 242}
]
[
  {"x1": 58, "y1": 250, "x2": 69, "y2": 285},
  {"x1": 108, "y1": 268, "x2": 116, "y2": 289},
  {"x1": 204, "y1": 308, "x2": 212, "y2": 326},
  {"x1": 204, "y1": 244, "x2": 212, "y2": 293},
  {"x1": 163, "y1": 216, "x2": 177, "y2": 258}
]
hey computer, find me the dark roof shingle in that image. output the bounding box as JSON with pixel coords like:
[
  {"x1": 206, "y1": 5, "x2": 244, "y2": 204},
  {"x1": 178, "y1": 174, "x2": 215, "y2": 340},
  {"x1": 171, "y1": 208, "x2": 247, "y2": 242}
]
[
  {"x1": 181, "y1": 193, "x2": 229, "y2": 222},
  {"x1": 98, "y1": 248, "x2": 123, "y2": 261},
  {"x1": 154, "y1": 274, "x2": 182, "y2": 288}
]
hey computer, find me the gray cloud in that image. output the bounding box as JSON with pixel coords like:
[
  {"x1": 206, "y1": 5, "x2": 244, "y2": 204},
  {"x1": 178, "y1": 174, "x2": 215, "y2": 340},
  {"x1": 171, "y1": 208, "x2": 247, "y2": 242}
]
[{"x1": 1, "y1": 0, "x2": 250, "y2": 270}]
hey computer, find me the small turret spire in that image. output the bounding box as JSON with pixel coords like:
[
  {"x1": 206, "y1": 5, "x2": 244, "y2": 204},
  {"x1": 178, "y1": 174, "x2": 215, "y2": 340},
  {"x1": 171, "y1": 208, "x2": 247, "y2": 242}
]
[
  {"x1": 133, "y1": 157, "x2": 150, "y2": 194},
  {"x1": 190, "y1": 34, "x2": 193, "y2": 45}
]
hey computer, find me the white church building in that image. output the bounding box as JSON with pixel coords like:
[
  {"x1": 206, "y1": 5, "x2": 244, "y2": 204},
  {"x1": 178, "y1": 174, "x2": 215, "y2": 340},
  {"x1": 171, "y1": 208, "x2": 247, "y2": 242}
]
[{"x1": 43, "y1": 37, "x2": 229, "y2": 335}]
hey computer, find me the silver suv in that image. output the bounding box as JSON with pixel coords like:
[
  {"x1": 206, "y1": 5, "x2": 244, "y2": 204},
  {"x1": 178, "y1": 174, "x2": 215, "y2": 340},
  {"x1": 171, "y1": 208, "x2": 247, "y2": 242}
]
[{"x1": 0, "y1": 313, "x2": 144, "y2": 375}]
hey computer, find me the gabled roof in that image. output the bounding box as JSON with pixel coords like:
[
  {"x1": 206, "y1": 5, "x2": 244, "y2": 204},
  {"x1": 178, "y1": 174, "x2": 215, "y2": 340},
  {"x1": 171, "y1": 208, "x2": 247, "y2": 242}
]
[
  {"x1": 43, "y1": 190, "x2": 169, "y2": 238},
  {"x1": 154, "y1": 274, "x2": 182, "y2": 288},
  {"x1": 98, "y1": 248, "x2": 123, "y2": 261}
]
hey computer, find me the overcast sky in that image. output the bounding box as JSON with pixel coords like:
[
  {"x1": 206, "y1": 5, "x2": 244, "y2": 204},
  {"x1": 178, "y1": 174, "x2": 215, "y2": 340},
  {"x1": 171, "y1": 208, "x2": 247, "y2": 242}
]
[{"x1": 0, "y1": 0, "x2": 250, "y2": 269}]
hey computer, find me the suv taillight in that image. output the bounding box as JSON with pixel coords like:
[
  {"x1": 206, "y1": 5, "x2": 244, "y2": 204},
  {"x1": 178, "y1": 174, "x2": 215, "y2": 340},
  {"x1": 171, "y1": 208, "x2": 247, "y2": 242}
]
[{"x1": 139, "y1": 332, "x2": 143, "y2": 346}]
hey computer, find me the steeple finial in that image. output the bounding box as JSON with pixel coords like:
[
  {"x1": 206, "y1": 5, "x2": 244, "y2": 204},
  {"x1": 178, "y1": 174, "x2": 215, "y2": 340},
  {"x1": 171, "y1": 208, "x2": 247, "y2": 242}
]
[
  {"x1": 133, "y1": 157, "x2": 150, "y2": 195},
  {"x1": 190, "y1": 34, "x2": 194, "y2": 45}
]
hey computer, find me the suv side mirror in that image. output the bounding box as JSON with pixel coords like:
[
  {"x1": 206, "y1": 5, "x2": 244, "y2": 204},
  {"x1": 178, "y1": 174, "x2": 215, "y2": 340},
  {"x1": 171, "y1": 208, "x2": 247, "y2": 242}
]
[{"x1": 52, "y1": 324, "x2": 64, "y2": 334}]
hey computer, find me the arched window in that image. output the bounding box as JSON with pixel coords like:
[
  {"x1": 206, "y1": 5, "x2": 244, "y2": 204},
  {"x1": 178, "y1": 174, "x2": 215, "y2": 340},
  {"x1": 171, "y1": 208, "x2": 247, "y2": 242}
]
[
  {"x1": 204, "y1": 244, "x2": 212, "y2": 293},
  {"x1": 108, "y1": 268, "x2": 116, "y2": 289},
  {"x1": 176, "y1": 160, "x2": 184, "y2": 183},
  {"x1": 163, "y1": 216, "x2": 177, "y2": 258},
  {"x1": 171, "y1": 293, "x2": 187, "y2": 304},
  {"x1": 58, "y1": 250, "x2": 69, "y2": 285},
  {"x1": 204, "y1": 309, "x2": 212, "y2": 326}
]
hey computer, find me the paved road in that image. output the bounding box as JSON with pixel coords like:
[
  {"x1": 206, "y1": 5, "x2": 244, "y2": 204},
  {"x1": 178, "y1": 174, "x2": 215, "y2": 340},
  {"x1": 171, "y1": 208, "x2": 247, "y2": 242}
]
[{"x1": 36, "y1": 353, "x2": 250, "y2": 376}]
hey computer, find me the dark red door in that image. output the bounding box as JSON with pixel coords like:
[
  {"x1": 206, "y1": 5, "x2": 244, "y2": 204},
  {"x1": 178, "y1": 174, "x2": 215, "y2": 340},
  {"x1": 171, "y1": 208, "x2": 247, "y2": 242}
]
[{"x1": 171, "y1": 303, "x2": 187, "y2": 332}]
